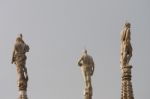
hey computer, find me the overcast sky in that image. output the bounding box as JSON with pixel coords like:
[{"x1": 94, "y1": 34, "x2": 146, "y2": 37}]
[{"x1": 0, "y1": 0, "x2": 150, "y2": 99}]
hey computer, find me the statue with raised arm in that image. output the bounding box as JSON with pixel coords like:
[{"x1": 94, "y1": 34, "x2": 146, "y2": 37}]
[
  {"x1": 78, "y1": 49, "x2": 95, "y2": 99},
  {"x1": 120, "y1": 22, "x2": 132, "y2": 67},
  {"x1": 12, "y1": 34, "x2": 29, "y2": 99}
]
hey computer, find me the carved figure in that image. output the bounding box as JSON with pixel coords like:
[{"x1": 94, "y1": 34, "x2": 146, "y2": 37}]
[
  {"x1": 78, "y1": 49, "x2": 94, "y2": 99},
  {"x1": 120, "y1": 22, "x2": 134, "y2": 99},
  {"x1": 12, "y1": 34, "x2": 29, "y2": 99},
  {"x1": 120, "y1": 22, "x2": 132, "y2": 66}
]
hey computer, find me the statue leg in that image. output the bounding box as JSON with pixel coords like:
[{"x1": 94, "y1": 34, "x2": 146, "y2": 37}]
[
  {"x1": 87, "y1": 72, "x2": 92, "y2": 96},
  {"x1": 81, "y1": 67, "x2": 88, "y2": 95},
  {"x1": 16, "y1": 65, "x2": 22, "y2": 82},
  {"x1": 84, "y1": 70, "x2": 92, "y2": 99}
]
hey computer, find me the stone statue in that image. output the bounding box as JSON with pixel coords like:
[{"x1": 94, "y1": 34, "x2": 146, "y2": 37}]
[
  {"x1": 78, "y1": 49, "x2": 94, "y2": 99},
  {"x1": 120, "y1": 22, "x2": 134, "y2": 99},
  {"x1": 120, "y1": 22, "x2": 132, "y2": 66},
  {"x1": 12, "y1": 34, "x2": 29, "y2": 99}
]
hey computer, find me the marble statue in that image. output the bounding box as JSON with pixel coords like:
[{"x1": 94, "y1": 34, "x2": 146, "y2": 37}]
[
  {"x1": 12, "y1": 34, "x2": 29, "y2": 99},
  {"x1": 120, "y1": 22, "x2": 134, "y2": 99},
  {"x1": 78, "y1": 49, "x2": 94, "y2": 99},
  {"x1": 120, "y1": 22, "x2": 132, "y2": 66}
]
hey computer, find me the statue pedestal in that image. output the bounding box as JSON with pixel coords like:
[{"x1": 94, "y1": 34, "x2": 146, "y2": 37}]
[
  {"x1": 84, "y1": 94, "x2": 92, "y2": 99},
  {"x1": 121, "y1": 65, "x2": 134, "y2": 99},
  {"x1": 18, "y1": 90, "x2": 28, "y2": 99},
  {"x1": 84, "y1": 87, "x2": 92, "y2": 99},
  {"x1": 121, "y1": 65, "x2": 132, "y2": 80}
]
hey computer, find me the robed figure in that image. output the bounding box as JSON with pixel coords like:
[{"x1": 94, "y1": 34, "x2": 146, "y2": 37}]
[
  {"x1": 12, "y1": 34, "x2": 29, "y2": 99},
  {"x1": 120, "y1": 22, "x2": 132, "y2": 67}
]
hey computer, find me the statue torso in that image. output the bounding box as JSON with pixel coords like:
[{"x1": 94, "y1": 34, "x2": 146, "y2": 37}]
[{"x1": 81, "y1": 54, "x2": 94, "y2": 67}]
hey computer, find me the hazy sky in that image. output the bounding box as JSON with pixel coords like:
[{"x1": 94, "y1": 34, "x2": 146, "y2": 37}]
[{"x1": 0, "y1": 0, "x2": 150, "y2": 99}]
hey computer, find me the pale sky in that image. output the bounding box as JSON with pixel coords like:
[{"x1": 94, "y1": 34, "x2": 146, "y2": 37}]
[{"x1": 0, "y1": 0, "x2": 150, "y2": 99}]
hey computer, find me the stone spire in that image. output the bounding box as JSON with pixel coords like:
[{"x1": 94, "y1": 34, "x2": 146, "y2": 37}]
[
  {"x1": 120, "y1": 22, "x2": 134, "y2": 99},
  {"x1": 12, "y1": 34, "x2": 30, "y2": 99}
]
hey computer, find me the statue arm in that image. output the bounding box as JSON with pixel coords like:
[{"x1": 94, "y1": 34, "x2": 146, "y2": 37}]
[
  {"x1": 90, "y1": 58, "x2": 95, "y2": 76},
  {"x1": 78, "y1": 56, "x2": 83, "y2": 66},
  {"x1": 25, "y1": 44, "x2": 30, "y2": 52},
  {"x1": 91, "y1": 65, "x2": 95, "y2": 76},
  {"x1": 121, "y1": 30, "x2": 126, "y2": 42},
  {"x1": 23, "y1": 67, "x2": 28, "y2": 81},
  {"x1": 11, "y1": 47, "x2": 15, "y2": 64},
  {"x1": 125, "y1": 28, "x2": 131, "y2": 41}
]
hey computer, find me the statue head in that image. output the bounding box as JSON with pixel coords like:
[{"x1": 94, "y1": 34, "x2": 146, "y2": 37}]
[
  {"x1": 16, "y1": 34, "x2": 24, "y2": 43},
  {"x1": 83, "y1": 49, "x2": 87, "y2": 54},
  {"x1": 125, "y1": 22, "x2": 131, "y2": 28}
]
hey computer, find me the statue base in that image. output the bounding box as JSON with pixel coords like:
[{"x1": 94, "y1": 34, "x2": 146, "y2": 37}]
[
  {"x1": 18, "y1": 90, "x2": 28, "y2": 99},
  {"x1": 84, "y1": 87, "x2": 92, "y2": 99},
  {"x1": 84, "y1": 94, "x2": 92, "y2": 99}
]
